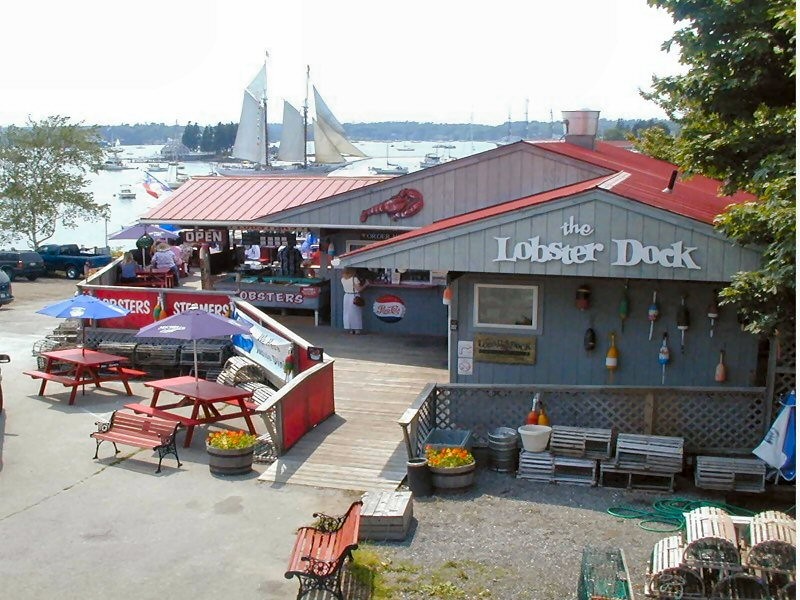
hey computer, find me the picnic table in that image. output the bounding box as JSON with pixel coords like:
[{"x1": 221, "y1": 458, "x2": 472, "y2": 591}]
[
  {"x1": 125, "y1": 375, "x2": 256, "y2": 447},
  {"x1": 24, "y1": 348, "x2": 145, "y2": 405},
  {"x1": 135, "y1": 267, "x2": 175, "y2": 288}
]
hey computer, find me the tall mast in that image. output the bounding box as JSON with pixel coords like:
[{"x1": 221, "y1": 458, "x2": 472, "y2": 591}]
[
  {"x1": 303, "y1": 65, "x2": 310, "y2": 169},
  {"x1": 263, "y1": 51, "x2": 270, "y2": 168}
]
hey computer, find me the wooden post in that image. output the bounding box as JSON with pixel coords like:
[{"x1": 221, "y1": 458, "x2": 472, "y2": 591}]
[{"x1": 643, "y1": 391, "x2": 655, "y2": 435}]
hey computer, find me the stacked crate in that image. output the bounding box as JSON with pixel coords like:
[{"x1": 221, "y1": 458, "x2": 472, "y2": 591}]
[
  {"x1": 694, "y1": 456, "x2": 766, "y2": 493},
  {"x1": 600, "y1": 433, "x2": 684, "y2": 492},
  {"x1": 517, "y1": 426, "x2": 613, "y2": 486}
]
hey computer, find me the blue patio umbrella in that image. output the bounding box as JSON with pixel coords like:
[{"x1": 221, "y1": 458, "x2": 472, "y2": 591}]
[
  {"x1": 754, "y1": 389, "x2": 796, "y2": 482},
  {"x1": 38, "y1": 295, "x2": 130, "y2": 354}
]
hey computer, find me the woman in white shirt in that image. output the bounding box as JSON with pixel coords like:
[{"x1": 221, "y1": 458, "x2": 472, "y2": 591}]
[{"x1": 341, "y1": 267, "x2": 367, "y2": 334}]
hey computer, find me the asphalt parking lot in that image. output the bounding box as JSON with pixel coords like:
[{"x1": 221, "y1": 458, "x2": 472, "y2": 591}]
[{"x1": 0, "y1": 276, "x2": 357, "y2": 600}]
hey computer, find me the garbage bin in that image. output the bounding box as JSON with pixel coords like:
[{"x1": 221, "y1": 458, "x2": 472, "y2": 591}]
[{"x1": 406, "y1": 458, "x2": 433, "y2": 497}]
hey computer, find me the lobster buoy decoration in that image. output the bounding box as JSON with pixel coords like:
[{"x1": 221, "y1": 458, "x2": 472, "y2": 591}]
[
  {"x1": 283, "y1": 349, "x2": 296, "y2": 380},
  {"x1": 648, "y1": 291, "x2": 660, "y2": 341},
  {"x1": 677, "y1": 295, "x2": 690, "y2": 353},
  {"x1": 658, "y1": 332, "x2": 670, "y2": 384},
  {"x1": 584, "y1": 328, "x2": 597, "y2": 352},
  {"x1": 442, "y1": 285, "x2": 452, "y2": 306},
  {"x1": 606, "y1": 332, "x2": 619, "y2": 383},
  {"x1": 715, "y1": 350, "x2": 727, "y2": 382},
  {"x1": 575, "y1": 285, "x2": 591, "y2": 311},
  {"x1": 707, "y1": 290, "x2": 720, "y2": 338}
]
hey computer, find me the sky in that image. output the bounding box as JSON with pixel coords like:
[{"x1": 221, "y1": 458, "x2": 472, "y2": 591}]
[{"x1": 1, "y1": 0, "x2": 684, "y2": 127}]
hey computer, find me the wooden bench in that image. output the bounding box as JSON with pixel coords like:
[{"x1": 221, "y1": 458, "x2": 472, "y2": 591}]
[
  {"x1": 91, "y1": 410, "x2": 182, "y2": 473},
  {"x1": 285, "y1": 500, "x2": 362, "y2": 600},
  {"x1": 105, "y1": 366, "x2": 149, "y2": 378},
  {"x1": 123, "y1": 402, "x2": 201, "y2": 427},
  {"x1": 23, "y1": 369, "x2": 81, "y2": 388}
]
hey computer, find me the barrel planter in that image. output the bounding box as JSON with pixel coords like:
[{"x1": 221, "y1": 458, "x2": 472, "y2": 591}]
[
  {"x1": 429, "y1": 462, "x2": 476, "y2": 491},
  {"x1": 206, "y1": 444, "x2": 255, "y2": 476}
]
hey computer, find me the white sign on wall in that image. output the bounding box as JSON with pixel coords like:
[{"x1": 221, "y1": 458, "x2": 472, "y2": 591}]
[{"x1": 493, "y1": 216, "x2": 701, "y2": 270}]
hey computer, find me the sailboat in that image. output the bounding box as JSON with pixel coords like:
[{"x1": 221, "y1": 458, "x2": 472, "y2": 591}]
[{"x1": 214, "y1": 63, "x2": 367, "y2": 176}]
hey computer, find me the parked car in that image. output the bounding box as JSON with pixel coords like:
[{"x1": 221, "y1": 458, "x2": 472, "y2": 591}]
[
  {"x1": 36, "y1": 244, "x2": 113, "y2": 280},
  {"x1": 0, "y1": 249, "x2": 47, "y2": 281},
  {"x1": 0, "y1": 269, "x2": 13, "y2": 306}
]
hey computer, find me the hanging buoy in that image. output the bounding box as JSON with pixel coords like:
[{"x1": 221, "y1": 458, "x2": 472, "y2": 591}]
[
  {"x1": 442, "y1": 285, "x2": 452, "y2": 306},
  {"x1": 575, "y1": 285, "x2": 591, "y2": 310},
  {"x1": 647, "y1": 291, "x2": 660, "y2": 341},
  {"x1": 677, "y1": 295, "x2": 690, "y2": 353},
  {"x1": 715, "y1": 350, "x2": 727, "y2": 382},
  {"x1": 658, "y1": 332, "x2": 670, "y2": 384},
  {"x1": 707, "y1": 290, "x2": 719, "y2": 338},
  {"x1": 584, "y1": 328, "x2": 596, "y2": 352},
  {"x1": 619, "y1": 282, "x2": 630, "y2": 332},
  {"x1": 606, "y1": 332, "x2": 619, "y2": 384}
]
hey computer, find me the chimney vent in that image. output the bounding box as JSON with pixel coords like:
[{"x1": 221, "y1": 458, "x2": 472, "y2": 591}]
[
  {"x1": 662, "y1": 170, "x2": 679, "y2": 193},
  {"x1": 562, "y1": 110, "x2": 600, "y2": 150}
]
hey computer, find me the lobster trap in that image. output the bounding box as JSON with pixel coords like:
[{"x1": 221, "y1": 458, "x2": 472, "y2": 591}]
[{"x1": 577, "y1": 546, "x2": 634, "y2": 600}]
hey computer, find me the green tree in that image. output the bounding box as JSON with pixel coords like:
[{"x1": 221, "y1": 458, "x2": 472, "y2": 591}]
[
  {"x1": 182, "y1": 122, "x2": 200, "y2": 150},
  {"x1": 0, "y1": 116, "x2": 109, "y2": 249},
  {"x1": 643, "y1": 0, "x2": 795, "y2": 336}
]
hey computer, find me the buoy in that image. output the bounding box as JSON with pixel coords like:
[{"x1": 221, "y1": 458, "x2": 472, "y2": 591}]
[
  {"x1": 575, "y1": 285, "x2": 591, "y2": 310},
  {"x1": 606, "y1": 332, "x2": 619, "y2": 384},
  {"x1": 584, "y1": 328, "x2": 596, "y2": 352},
  {"x1": 707, "y1": 290, "x2": 720, "y2": 338},
  {"x1": 442, "y1": 285, "x2": 452, "y2": 306},
  {"x1": 715, "y1": 350, "x2": 727, "y2": 382},
  {"x1": 677, "y1": 295, "x2": 690, "y2": 353},
  {"x1": 658, "y1": 332, "x2": 670, "y2": 384},
  {"x1": 648, "y1": 291, "x2": 660, "y2": 341}
]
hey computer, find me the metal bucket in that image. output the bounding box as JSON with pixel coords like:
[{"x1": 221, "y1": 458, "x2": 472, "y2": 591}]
[{"x1": 488, "y1": 427, "x2": 519, "y2": 473}]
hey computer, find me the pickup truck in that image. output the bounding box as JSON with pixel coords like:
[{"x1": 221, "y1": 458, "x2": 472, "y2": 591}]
[{"x1": 36, "y1": 244, "x2": 114, "y2": 279}]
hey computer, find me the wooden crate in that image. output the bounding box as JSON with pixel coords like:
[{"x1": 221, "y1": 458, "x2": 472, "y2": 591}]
[
  {"x1": 694, "y1": 456, "x2": 766, "y2": 493},
  {"x1": 550, "y1": 425, "x2": 614, "y2": 459},
  {"x1": 518, "y1": 451, "x2": 596, "y2": 486},
  {"x1": 359, "y1": 491, "x2": 413, "y2": 541},
  {"x1": 553, "y1": 456, "x2": 597, "y2": 486},
  {"x1": 614, "y1": 433, "x2": 684, "y2": 474},
  {"x1": 517, "y1": 450, "x2": 554, "y2": 483},
  {"x1": 600, "y1": 462, "x2": 676, "y2": 493}
]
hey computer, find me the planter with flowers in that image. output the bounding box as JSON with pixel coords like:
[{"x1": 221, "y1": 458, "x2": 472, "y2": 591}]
[
  {"x1": 206, "y1": 429, "x2": 258, "y2": 476},
  {"x1": 425, "y1": 445, "x2": 477, "y2": 490}
]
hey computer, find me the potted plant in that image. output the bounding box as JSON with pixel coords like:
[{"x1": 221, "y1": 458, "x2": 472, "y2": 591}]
[
  {"x1": 206, "y1": 429, "x2": 258, "y2": 476},
  {"x1": 425, "y1": 445, "x2": 476, "y2": 490}
]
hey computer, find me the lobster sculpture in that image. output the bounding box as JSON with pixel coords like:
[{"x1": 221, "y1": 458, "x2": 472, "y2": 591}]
[{"x1": 360, "y1": 188, "x2": 424, "y2": 223}]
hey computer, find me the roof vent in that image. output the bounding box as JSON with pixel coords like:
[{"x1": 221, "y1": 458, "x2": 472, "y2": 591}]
[{"x1": 562, "y1": 110, "x2": 600, "y2": 150}]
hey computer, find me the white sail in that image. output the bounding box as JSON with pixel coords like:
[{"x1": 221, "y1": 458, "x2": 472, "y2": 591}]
[
  {"x1": 312, "y1": 118, "x2": 346, "y2": 164},
  {"x1": 313, "y1": 87, "x2": 367, "y2": 158},
  {"x1": 277, "y1": 101, "x2": 306, "y2": 163},
  {"x1": 231, "y1": 66, "x2": 267, "y2": 164}
]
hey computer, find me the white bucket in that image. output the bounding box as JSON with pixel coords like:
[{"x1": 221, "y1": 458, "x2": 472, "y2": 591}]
[{"x1": 518, "y1": 425, "x2": 552, "y2": 452}]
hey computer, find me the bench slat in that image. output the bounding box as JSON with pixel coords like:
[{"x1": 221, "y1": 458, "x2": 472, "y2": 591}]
[
  {"x1": 23, "y1": 370, "x2": 80, "y2": 386},
  {"x1": 123, "y1": 403, "x2": 201, "y2": 427}
]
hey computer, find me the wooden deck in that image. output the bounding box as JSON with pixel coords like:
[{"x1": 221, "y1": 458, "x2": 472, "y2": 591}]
[{"x1": 259, "y1": 318, "x2": 448, "y2": 491}]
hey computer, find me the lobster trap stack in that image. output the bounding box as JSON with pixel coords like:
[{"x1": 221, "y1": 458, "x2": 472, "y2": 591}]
[
  {"x1": 517, "y1": 425, "x2": 612, "y2": 486},
  {"x1": 600, "y1": 434, "x2": 684, "y2": 492},
  {"x1": 645, "y1": 507, "x2": 796, "y2": 600}
]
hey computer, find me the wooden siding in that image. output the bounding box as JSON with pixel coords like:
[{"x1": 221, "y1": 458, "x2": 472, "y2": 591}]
[
  {"x1": 336, "y1": 192, "x2": 762, "y2": 282},
  {"x1": 259, "y1": 318, "x2": 448, "y2": 491},
  {"x1": 450, "y1": 273, "x2": 761, "y2": 388},
  {"x1": 263, "y1": 144, "x2": 609, "y2": 229}
]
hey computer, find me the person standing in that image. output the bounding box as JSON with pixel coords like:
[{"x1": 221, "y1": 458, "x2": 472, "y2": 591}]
[
  {"x1": 167, "y1": 238, "x2": 184, "y2": 276},
  {"x1": 341, "y1": 267, "x2": 367, "y2": 334},
  {"x1": 277, "y1": 233, "x2": 304, "y2": 277}
]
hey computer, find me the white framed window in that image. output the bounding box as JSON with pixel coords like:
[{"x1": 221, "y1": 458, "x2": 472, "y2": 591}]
[
  {"x1": 473, "y1": 283, "x2": 539, "y2": 330},
  {"x1": 346, "y1": 240, "x2": 370, "y2": 253}
]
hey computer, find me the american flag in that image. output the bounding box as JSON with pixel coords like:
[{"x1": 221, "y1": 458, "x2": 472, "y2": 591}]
[{"x1": 142, "y1": 172, "x2": 172, "y2": 199}]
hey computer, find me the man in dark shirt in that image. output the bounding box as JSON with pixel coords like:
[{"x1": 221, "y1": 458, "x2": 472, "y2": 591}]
[{"x1": 278, "y1": 233, "x2": 303, "y2": 277}]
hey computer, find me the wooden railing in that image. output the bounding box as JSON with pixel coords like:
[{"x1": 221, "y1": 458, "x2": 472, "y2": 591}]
[{"x1": 399, "y1": 384, "x2": 768, "y2": 458}]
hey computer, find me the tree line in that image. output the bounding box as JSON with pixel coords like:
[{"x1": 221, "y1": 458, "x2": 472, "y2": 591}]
[{"x1": 91, "y1": 118, "x2": 674, "y2": 152}]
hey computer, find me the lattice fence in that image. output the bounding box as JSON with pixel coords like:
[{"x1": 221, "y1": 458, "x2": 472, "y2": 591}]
[
  {"x1": 770, "y1": 332, "x2": 796, "y2": 419},
  {"x1": 402, "y1": 385, "x2": 767, "y2": 457}
]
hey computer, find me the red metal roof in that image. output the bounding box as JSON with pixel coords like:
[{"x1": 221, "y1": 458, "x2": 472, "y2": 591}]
[
  {"x1": 141, "y1": 176, "x2": 388, "y2": 224},
  {"x1": 344, "y1": 141, "x2": 756, "y2": 259},
  {"x1": 531, "y1": 140, "x2": 755, "y2": 224}
]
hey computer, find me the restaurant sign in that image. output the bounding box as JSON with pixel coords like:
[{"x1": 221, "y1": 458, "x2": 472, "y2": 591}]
[
  {"x1": 474, "y1": 333, "x2": 536, "y2": 365},
  {"x1": 493, "y1": 216, "x2": 700, "y2": 270}
]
